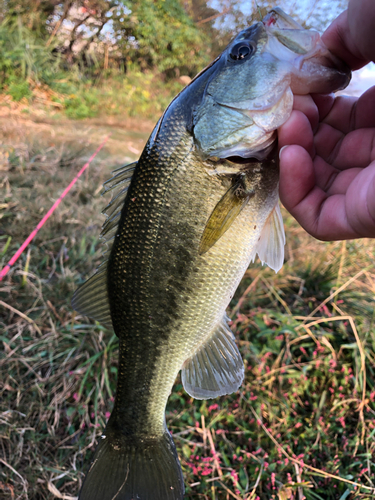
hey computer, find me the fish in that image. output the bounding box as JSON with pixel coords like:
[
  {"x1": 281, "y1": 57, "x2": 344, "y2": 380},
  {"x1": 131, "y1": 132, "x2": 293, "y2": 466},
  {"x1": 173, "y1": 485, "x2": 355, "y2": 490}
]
[{"x1": 72, "y1": 8, "x2": 350, "y2": 500}]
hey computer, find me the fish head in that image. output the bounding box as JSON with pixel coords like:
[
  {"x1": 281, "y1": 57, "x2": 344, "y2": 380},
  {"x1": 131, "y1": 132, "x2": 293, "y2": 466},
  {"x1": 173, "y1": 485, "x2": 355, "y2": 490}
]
[{"x1": 192, "y1": 8, "x2": 351, "y2": 163}]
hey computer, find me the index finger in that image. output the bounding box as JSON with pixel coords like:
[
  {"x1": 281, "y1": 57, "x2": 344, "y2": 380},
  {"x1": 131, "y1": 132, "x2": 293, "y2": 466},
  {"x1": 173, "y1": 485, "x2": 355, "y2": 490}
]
[
  {"x1": 322, "y1": 10, "x2": 370, "y2": 70},
  {"x1": 314, "y1": 86, "x2": 375, "y2": 135}
]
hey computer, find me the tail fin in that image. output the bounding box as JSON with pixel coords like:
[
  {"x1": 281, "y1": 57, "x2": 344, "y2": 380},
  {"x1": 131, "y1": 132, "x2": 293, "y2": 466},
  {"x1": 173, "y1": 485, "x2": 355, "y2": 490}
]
[{"x1": 79, "y1": 426, "x2": 184, "y2": 500}]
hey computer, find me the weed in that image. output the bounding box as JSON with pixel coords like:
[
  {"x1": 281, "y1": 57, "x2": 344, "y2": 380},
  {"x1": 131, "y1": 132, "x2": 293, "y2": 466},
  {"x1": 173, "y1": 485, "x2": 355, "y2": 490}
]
[{"x1": 7, "y1": 80, "x2": 31, "y2": 102}]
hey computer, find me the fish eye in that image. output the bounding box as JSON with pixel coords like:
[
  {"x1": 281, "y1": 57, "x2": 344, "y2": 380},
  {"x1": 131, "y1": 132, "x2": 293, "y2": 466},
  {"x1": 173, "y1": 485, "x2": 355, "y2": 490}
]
[{"x1": 229, "y1": 42, "x2": 253, "y2": 60}]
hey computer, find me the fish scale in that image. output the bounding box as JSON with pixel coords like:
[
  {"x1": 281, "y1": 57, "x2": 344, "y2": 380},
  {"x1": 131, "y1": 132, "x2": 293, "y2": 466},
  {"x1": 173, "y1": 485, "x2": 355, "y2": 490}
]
[{"x1": 72, "y1": 8, "x2": 350, "y2": 499}]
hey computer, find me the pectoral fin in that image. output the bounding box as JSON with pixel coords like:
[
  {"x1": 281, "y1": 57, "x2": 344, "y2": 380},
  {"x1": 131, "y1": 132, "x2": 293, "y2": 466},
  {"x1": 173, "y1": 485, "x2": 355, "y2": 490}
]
[
  {"x1": 199, "y1": 179, "x2": 251, "y2": 255},
  {"x1": 181, "y1": 318, "x2": 244, "y2": 400},
  {"x1": 254, "y1": 201, "x2": 285, "y2": 273}
]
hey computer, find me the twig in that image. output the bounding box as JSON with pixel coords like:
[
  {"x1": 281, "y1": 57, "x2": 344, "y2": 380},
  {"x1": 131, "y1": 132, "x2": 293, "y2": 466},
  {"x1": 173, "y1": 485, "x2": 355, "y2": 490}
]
[
  {"x1": 0, "y1": 300, "x2": 42, "y2": 335},
  {"x1": 231, "y1": 275, "x2": 260, "y2": 315},
  {"x1": 47, "y1": 481, "x2": 77, "y2": 500},
  {"x1": 299, "y1": 269, "x2": 368, "y2": 322},
  {"x1": 260, "y1": 276, "x2": 292, "y2": 315},
  {"x1": 293, "y1": 462, "x2": 303, "y2": 500},
  {"x1": 217, "y1": 480, "x2": 242, "y2": 500},
  {"x1": 207, "y1": 428, "x2": 223, "y2": 479},
  {"x1": 197, "y1": 7, "x2": 231, "y2": 25},
  {"x1": 46, "y1": 0, "x2": 73, "y2": 47},
  {"x1": 0, "y1": 458, "x2": 28, "y2": 494},
  {"x1": 248, "y1": 462, "x2": 263, "y2": 498}
]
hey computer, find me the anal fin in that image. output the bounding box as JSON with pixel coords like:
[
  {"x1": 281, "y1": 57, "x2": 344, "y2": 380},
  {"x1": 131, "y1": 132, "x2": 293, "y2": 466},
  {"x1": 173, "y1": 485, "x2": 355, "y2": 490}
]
[{"x1": 181, "y1": 318, "x2": 244, "y2": 400}]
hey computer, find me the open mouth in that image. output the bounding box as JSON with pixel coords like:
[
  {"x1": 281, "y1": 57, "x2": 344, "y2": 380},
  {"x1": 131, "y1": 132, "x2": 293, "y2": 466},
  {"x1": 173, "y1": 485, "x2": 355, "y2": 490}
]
[
  {"x1": 262, "y1": 9, "x2": 351, "y2": 93},
  {"x1": 225, "y1": 156, "x2": 261, "y2": 164},
  {"x1": 214, "y1": 141, "x2": 279, "y2": 171}
]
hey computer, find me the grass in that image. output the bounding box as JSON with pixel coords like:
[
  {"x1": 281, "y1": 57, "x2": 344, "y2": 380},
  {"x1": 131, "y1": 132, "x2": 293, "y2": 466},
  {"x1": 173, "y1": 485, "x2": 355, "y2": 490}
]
[
  {"x1": 0, "y1": 67, "x2": 186, "y2": 122},
  {"x1": 60, "y1": 69, "x2": 185, "y2": 121},
  {"x1": 1, "y1": 124, "x2": 375, "y2": 500}
]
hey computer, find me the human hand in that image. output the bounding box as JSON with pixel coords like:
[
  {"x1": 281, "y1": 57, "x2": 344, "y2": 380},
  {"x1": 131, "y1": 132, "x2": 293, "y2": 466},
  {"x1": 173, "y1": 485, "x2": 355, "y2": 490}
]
[
  {"x1": 322, "y1": 0, "x2": 375, "y2": 70},
  {"x1": 278, "y1": 90, "x2": 375, "y2": 240},
  {"x1": 278, "y1": 0, "x2": 375, "y2": 240}
]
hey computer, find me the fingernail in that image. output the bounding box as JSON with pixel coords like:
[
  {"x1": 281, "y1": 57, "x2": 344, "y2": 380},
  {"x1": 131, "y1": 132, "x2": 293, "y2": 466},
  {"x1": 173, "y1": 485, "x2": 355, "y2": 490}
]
[{"x1": 279, "y1": 145, "x2": 288, "y2": 159}]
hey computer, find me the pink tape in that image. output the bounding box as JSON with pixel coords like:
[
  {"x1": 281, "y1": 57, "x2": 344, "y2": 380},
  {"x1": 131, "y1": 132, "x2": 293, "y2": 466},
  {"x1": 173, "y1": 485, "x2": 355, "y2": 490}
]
[{"x1": 0, "y1": 136, "x2": 109, "y2": 281}]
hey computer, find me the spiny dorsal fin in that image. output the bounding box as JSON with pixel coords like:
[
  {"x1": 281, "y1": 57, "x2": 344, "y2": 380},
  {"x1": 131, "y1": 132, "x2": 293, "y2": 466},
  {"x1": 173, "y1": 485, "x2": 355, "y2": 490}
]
[
  {"x1": 199, "y1": 177, "x2": 253, "y2": 255},
  {"x1": 71, "y1": 162, "x2": 137, "y2": 331},
  {"x1": 181, "y1": 317, "x2": 244, "y2": 399},
  {"x1": 100, "y1": 162, "x2": 137, "y2": 254},
  {"x1": 254, "y1": 201, "x2": 285, "y2": 273},
  {"x1": 101, "y1": 161, "x2": 137, "y2": 195}
]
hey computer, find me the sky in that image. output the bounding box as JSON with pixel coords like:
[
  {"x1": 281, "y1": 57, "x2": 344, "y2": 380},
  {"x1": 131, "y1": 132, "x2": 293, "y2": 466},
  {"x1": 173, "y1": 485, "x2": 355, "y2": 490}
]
[
  {"x1": 341, "y1": 63, "x2": 375, "y2": 97},
  {"x1": 210, "y1": 0, "x2": 348, "y2": 31}
]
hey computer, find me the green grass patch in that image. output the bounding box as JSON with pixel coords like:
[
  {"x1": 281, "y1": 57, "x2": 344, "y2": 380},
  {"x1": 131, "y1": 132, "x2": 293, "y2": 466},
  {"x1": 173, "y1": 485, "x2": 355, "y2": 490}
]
[
  {"x1": 7, "y1": 80, "x2": 32, "y2": 101},
  {"x1": 58, "y1": 69, "x2": 184, "y2": 121},
  {"x1": 1, "y1": 67, "x2": 186, "y2": 122},
  {"x1": 1, "y1": 130, "x2": 374, "y2": 499}
]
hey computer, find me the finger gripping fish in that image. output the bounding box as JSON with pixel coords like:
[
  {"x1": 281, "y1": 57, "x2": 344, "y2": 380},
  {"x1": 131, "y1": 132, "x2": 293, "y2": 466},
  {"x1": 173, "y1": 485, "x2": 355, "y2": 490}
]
[{"x1": 72, "y1": 8, "x2": 350, "y2": 500}]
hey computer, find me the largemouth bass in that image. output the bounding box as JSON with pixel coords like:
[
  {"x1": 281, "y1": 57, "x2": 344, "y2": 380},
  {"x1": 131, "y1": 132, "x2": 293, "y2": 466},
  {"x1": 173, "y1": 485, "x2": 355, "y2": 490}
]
[{"x1": 72, "y1": 8, "x2": 350, "y2": 500}]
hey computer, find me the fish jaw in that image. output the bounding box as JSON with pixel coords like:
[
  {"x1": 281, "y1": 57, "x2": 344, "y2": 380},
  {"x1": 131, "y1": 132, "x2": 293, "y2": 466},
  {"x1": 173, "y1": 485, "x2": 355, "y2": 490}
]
[
  {"x1": 289, "y1": 46, "x2": 351, "y2": 94},
  {"x1": 263, "y1": 8, "x2": 351, "y2": 94}
]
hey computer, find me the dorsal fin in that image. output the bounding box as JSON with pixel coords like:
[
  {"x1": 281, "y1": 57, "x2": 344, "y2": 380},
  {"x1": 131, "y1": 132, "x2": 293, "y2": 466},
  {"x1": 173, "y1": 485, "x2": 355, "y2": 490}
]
[{"x1": 71, "y1": 162, "x2": 137, "y2": 331}]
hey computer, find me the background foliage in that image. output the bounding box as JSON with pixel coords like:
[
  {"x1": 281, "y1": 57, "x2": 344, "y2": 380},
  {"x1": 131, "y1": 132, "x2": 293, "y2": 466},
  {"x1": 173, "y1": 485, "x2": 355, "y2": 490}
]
[{"x1": 0, "y1": 0, "x2": 349, "y2": 119}]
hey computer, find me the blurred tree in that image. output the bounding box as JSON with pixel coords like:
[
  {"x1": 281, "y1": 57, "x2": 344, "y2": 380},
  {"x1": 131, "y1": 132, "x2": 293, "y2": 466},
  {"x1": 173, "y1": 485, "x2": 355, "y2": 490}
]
[
  {"x1": 113, "y1": 0, "x2": 210, "y2": 76},
  {"x1": 184, "y1": 0, "x2": 233, "y2": 59},
  {"x1": 0, "y1": 0, "x2": 212, "y2": 76},
  {"x1": 0, "y1": 0, "x2": 350, "y2": 82},
  {"x1": 5, "y1": 0, "x2": 60, "y2": 33}
]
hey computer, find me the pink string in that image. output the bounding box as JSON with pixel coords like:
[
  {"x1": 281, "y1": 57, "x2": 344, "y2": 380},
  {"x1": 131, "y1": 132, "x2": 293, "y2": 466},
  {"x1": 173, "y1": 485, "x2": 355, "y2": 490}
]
[{"x1": 0, "y1": 136, "x2": 109, "y2": 281}]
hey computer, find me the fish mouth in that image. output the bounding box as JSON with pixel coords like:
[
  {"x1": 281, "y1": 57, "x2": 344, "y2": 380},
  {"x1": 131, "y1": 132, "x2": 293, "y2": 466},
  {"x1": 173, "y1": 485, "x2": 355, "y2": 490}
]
[
  {"x1": 263, "y1": 8, "x2": 351, "y2": 94},
  {"x1": 212, "y1": 140, "x2": 278, "y2": 171},
  {"x1": 225, "y1": 156, "x2": 261, "y2": 165},
  {"x1": 290, "y1": 45, "x2": 351, "y2": 94}
]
